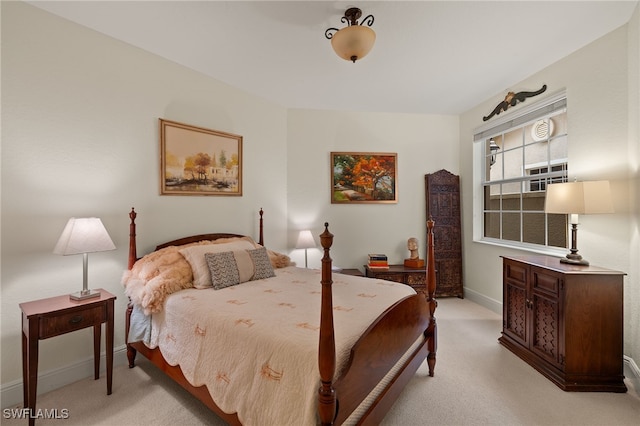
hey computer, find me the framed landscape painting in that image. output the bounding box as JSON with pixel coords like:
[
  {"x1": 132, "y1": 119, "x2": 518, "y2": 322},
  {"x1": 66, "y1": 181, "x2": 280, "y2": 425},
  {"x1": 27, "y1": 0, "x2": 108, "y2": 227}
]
[
  {"x1": 160, "y1": 119, "x2": 242, "y2": 196},
  {"x1": 331, "y1": 152, "x2": 398, "y2": 204}
]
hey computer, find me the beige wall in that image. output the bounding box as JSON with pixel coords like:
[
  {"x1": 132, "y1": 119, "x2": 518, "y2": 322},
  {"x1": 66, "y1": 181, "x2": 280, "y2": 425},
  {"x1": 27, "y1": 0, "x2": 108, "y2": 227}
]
[
  {"x1": 459, "y1": 5, "x2": 640, "y2": 365},
  {"x1": 626, "y1": 2, "x2": 640, "y2": 375},
  {"x1": 286, "y1": 109, "x2": 459, "y2": 269},
  {"x1": 1, "y1": 1, "x2": 289, "y2": 403}
]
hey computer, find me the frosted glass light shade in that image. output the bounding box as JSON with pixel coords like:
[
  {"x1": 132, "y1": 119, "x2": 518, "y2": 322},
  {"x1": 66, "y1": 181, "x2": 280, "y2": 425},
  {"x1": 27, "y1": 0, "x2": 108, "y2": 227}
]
[
  {"x1": 54, "y1": 217, "x2": 116, "y2": 255},
  {"x1": 545, "y1": 181, "x2": 613, "y2": 215},
  {"x1": 331, "y1": 25, "x2": 376, "y2": 63}
]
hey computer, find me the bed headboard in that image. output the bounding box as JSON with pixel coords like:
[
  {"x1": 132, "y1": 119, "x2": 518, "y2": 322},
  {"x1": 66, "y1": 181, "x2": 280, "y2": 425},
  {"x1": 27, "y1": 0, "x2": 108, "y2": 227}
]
[
  {"x1": 154, "y1": 233, "x2": 246, "y2": 251},
  {"x1": 127, "y1": 207, "x2": 265, "y2": 270}
]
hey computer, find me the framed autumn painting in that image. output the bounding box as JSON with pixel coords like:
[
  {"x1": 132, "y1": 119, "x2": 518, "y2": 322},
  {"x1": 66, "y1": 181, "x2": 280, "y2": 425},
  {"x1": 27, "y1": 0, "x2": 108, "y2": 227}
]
[
  {"x1": 331, "y1": 152, "x2": 398, "y2": 204},
  {"x1": 160, "y1": 119, "x2": 242, "y2": 196}
]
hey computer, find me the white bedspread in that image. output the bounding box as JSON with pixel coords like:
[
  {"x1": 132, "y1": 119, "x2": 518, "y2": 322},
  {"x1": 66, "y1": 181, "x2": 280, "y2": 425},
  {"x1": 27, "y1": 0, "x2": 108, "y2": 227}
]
[{"x1": 145, "y1": 266, "x2": 415, "y2": 425}]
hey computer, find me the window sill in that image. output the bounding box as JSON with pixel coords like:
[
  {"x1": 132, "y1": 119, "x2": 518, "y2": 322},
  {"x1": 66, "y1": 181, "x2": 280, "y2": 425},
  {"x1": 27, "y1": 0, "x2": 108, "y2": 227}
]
[{"x1": 475, "y1": 237, "x2": 568, "y2": 258}]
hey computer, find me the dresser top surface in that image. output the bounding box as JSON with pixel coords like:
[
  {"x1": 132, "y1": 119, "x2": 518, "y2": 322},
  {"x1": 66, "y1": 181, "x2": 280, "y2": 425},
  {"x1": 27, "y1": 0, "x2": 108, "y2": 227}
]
[{"x1": 501, "y1": 255, "x2": 626, "y2": 275}]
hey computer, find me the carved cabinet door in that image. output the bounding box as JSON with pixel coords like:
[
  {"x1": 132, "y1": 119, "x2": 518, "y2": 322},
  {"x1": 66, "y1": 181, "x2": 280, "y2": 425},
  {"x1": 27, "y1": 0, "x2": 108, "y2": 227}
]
[
  {"x1": 425, "y1": 169, "x2": 463, "y2": 298},
  {"x1": 529, "y1": 266, "x2": 562, "y2": 368}
]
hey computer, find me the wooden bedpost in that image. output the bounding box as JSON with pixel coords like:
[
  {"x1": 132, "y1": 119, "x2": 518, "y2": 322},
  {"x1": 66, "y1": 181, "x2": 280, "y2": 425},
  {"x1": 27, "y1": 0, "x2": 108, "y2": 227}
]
[
  {"x1": 318, "y1": 223, "x2": 336, "y2": 426},
  {"x1": 128, "y1": 208, "x2": 137, "y2": 270},
  {"x1": 258, "y1": 208, "x2": 264, "y2": 246},
  {"x1": 425, "y1": 216, "x2": 438, "y2": 376},
  {"x1": 126, "y1": 208, "x2": 138, "y2": 368}
]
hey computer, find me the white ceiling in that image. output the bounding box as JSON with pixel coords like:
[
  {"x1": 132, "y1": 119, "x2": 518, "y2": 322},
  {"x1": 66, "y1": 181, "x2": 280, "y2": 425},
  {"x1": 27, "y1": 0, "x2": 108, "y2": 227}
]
[{"x1": 27, "y1": 0, "x2": 638, "y2": 115}]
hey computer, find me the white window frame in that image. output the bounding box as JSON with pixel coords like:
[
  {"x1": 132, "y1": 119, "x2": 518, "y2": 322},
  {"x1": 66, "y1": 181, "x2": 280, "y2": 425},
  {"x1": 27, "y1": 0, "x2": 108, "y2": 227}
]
[
  {"x1": 526, "y1": 161, "x2": 567, "y2": 192},
  {"x1": 472, "y1": 90, "x2": 570, "y2": 255}
]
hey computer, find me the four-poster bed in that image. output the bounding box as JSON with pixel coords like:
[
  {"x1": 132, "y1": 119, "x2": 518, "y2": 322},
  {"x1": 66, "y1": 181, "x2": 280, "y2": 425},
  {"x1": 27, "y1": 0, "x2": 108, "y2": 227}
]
[{"x1": 124, "y1": 208, "x2": 437, "y2": 425}]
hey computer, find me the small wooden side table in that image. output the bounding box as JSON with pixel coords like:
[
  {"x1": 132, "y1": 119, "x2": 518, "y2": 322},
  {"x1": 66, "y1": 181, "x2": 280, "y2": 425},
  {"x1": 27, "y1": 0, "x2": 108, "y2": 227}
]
[
  {"x1": 364, "y1": 264, "x2": 428, "y2": 295},
  {"x1": 20, "y1": 289, "x2": 116, "y2": 425}
]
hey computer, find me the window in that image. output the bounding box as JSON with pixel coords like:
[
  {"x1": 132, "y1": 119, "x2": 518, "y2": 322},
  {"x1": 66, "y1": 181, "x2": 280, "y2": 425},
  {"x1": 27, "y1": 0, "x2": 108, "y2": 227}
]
[
  {"x1": 475, "y1": 94, "x2": 569, "y2": 249},
  {"x1": 528, "y1": 163, "x2": 567, "y2": 192}
]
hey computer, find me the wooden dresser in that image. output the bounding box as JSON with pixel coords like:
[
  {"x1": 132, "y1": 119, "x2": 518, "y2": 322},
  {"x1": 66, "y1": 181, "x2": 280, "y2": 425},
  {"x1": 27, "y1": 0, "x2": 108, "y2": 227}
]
[{"x1": 499, "y1": 255, "x2": 626, "y2": 392}]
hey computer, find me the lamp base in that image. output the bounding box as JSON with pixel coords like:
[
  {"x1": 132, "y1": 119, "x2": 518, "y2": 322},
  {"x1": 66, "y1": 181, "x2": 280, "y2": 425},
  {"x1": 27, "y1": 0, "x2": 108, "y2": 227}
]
[
  {"x1": 560, "y1": 255, "x2": 589, "y2": 266},
  {"x1": 70, "y1": 289, "x2": 101, "y2": 301},
  {"x1": 561, "y1": 224, "x2": 589, "y2": 265}
]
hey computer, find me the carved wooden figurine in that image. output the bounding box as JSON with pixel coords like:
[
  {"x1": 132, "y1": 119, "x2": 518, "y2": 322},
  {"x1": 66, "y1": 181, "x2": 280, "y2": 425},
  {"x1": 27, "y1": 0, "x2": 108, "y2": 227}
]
[{"x1": 404, "y1": 237, "x2": 425, "y2": 268}]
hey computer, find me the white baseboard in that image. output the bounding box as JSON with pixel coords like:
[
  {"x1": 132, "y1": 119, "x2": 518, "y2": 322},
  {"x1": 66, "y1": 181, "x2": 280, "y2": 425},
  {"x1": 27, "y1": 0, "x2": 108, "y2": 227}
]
[
  {"x1": 1, "y1": 345, "x2": 128, "y2": 409},
  {"x1": 463, "y1": 287, "x2": 502, "y2": 315},
  {"x1": 624, "y1": 355, "x2": 640, "y2": 380}
]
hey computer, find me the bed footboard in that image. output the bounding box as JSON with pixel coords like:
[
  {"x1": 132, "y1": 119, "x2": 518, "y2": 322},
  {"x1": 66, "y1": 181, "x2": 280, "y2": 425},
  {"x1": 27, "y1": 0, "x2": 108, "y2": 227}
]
[
  {"x1": 333, "y1": 294, "x2": 430, "y2": 425},
  {"x1": 319, "y1": 218, "x2": 438, "y2": 425}
]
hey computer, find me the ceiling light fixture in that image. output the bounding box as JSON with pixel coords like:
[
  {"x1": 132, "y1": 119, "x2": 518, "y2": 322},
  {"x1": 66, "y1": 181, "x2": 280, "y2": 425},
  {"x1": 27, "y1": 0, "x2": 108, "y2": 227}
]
[{"x1": 325, "y1": 7, "x2": 375, "y2": 63}]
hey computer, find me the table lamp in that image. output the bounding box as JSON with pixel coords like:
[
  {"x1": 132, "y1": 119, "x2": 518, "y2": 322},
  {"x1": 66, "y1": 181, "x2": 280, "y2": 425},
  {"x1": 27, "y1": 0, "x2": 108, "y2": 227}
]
[
  {"x1": 296, "y1": 230, "x2": 316, "y2": 268},
  {"x1": 54, "y1": 217, "x2": 116, "y2": 300},
  {"x1": 545, "y1": 180, "x2": 613, "y2": 265}
]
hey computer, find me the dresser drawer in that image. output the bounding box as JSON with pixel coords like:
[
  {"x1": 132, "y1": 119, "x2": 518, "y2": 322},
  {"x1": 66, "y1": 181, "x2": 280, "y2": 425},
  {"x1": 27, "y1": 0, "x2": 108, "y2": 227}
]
[
  {"x1": 39, "y1": 305, "x2": 105, "y2": 339},
  {"x1": 531, "y1": 266, "x2": 562, "y2": 297},
  {"x1": 505, "y1": 261, "x2": 527, "y2": 284}
]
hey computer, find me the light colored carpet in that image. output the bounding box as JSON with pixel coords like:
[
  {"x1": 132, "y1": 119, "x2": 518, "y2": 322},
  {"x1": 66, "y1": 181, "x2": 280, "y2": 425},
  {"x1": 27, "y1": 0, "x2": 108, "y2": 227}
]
[{"x1": 3, "y1": 298, "x2": 639, "y2": 425}]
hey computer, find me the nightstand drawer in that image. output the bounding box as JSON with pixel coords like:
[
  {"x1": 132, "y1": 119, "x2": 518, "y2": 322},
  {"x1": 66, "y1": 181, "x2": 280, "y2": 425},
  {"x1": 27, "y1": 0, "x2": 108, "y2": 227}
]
[
  {"x1": 39, "y1": 305, "x2": 105, "y2": 338},
  {"x1": 376, "y1": 273, "x2": 404, "y2": 283}
]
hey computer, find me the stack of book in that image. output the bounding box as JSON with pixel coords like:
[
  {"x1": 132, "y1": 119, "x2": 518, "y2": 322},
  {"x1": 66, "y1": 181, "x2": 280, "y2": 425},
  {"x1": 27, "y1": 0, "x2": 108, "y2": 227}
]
[{"x1": 367, "y1": 253, "x2": 389, "y2": 270}]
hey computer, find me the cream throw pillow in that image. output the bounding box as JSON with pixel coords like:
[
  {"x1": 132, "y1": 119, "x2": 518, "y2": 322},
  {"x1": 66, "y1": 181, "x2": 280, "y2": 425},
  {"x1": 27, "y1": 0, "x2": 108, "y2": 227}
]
[{"x1": 179, "y1": 240, "x2": 256, "y2": 289}]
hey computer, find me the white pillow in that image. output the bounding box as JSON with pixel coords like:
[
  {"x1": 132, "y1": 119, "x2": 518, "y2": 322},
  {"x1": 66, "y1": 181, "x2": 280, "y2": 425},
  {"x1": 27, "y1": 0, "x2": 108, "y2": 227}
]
[{"x1": 179, "y1": 240, "x2": 256, "y2": 289}]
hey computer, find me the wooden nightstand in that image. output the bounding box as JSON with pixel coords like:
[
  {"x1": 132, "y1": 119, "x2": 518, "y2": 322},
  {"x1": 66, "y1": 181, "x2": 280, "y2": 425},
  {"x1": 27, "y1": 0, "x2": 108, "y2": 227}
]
[
  {"x1": 20, "y1": 289, "x2": 116, "y2": 425},
  {"x1": 364, "y1": 264, "x2": 428, "y2": 295}
]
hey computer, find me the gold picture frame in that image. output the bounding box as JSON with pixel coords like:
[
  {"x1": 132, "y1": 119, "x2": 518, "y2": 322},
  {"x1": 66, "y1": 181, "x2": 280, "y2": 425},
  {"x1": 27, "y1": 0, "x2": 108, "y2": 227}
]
[
  {"x1": 160, "y1": 119, "x2": 242, "y2": 196},
  {"x1": 331, "y1": 152, "x2": 398, "y2": 204}
]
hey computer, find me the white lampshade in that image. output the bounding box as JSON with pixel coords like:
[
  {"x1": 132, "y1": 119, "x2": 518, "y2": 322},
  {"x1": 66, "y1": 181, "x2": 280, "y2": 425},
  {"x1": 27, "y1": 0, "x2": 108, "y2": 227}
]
[
  {"x1": 54, "y1": 217, "x2": 115, "y2": 300},
  {"x1": 296, "y1": 230, "x2": 316, "y2": 249},
  {"x1": 54, "y1": 217, "x2": 116, "y2": 255},
  {"x1": 545, "y1": 181, "x2": 613, "y2": 215},
  {"x1": 331, "y1": 25, "x2": 376, "y2": 63}
]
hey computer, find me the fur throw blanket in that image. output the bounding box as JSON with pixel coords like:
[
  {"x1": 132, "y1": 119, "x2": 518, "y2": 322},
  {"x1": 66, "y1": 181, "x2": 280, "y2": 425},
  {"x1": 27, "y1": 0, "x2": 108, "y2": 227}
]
[{"x1": 122, "y1": 238, "x2": 292, "y2": 315}]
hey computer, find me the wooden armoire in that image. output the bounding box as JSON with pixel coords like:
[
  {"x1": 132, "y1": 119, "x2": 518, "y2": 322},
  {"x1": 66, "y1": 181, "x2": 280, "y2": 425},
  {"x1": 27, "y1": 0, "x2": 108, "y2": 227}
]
[{"x1": 425, "y1": 169, "x2": 463, "y2": 298}]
